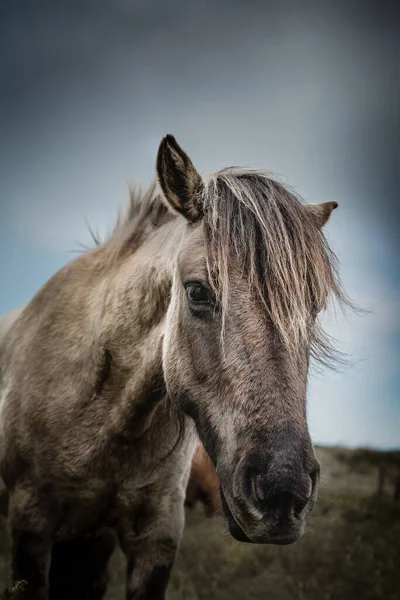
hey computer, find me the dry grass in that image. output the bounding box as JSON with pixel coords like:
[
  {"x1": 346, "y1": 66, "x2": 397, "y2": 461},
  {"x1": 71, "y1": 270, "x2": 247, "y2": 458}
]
[{"x1": 1, "y1": 446, "x2": 399, "y2": 599}]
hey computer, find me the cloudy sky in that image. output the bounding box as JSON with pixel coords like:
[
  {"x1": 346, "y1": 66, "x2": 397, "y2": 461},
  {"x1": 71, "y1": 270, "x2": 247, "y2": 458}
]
[{"x1": 1, "y1": 0, "x2": 399, "y2": 448}]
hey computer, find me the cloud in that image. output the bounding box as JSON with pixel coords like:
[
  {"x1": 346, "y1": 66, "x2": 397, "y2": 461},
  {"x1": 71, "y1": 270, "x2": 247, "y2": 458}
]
[{"x1": 0, "y1": 0, "x2": 398, "y2": 448}]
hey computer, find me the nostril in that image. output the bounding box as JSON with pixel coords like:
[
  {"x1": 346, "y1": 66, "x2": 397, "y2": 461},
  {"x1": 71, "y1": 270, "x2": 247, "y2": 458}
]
[
  {"x1": 247, "y1": 469, "x2": 311, "y2": 517},
  {"x1": 268, "y1": 490, "x2": 309, "y2": 520},
  {"x1": 293, "y1": 493, "x2": 309, "y2": 515},
  {"x1": 270, "y1": 491, "x2": 295, "y2": 520},
  {"x1": 243, "y1": 458, "x2": 316, "y2": 519}
]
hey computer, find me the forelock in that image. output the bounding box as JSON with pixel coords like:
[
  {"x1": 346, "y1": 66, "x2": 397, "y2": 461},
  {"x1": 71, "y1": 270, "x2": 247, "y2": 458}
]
[{"x1": 200, "y1": 168, "x2": 347, "y2": 365}]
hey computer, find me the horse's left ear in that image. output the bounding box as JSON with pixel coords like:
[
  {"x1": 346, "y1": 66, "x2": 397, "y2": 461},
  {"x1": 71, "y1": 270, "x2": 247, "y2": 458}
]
[
  {"x1": 304, "y1": 201, "x2": 338, "y2": 228},
  {"x1": 156, "y1": 134, "x2": 203, "y2": 222}
]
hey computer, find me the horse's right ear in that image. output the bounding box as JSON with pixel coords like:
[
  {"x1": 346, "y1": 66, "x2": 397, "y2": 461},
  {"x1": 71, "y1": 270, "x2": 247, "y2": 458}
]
[
  {"x1": 304, "y1": 201, "x2": 338, "y2": 228},
  {"x1": 156, "y1": 135, "x2": 203, "y2": 222}
]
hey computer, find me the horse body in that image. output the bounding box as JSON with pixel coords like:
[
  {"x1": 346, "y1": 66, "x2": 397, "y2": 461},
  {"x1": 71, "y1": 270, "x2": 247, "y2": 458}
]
[
  {"x1": 0, "y1": 135, "x2": 346, "y2": 599},
  {"x1": 185, "y1": 444, "x2": 222, "y2": 517},
  {"x1": 0, "y1": 205, "x2": 195, "y2": 598}
]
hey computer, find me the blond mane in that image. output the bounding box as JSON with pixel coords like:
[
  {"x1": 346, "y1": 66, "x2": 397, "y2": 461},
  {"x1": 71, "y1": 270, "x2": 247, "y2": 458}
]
[{"x1": 201, "y1": 168, "x2": 348, "y2": 364}]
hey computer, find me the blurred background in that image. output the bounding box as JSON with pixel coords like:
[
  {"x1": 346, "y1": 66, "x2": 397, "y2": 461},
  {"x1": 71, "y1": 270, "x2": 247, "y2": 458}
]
[{"x1": 0, "y1": 1, "x2": 399, "y2": 598}]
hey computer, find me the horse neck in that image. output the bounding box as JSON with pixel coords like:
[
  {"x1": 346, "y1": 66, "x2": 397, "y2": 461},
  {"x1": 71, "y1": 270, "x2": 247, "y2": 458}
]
[
  {"x1": 110, "y1": 217, "x2": 185, "y2": 333},
  {"x1": 97, "y1": 217, "x2": 186, "y2": 435}
]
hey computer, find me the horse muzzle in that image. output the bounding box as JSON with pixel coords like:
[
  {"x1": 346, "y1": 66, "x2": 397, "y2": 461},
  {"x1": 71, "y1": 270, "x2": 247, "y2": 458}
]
[{"x1": 219, "y1": 450, "x2": 320, "y2": 545}]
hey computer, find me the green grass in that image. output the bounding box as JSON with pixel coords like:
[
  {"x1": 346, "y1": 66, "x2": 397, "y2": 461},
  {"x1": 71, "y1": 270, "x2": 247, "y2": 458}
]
[{"x1": 1, "y1": 446, "x2": 399, "y2": 599}]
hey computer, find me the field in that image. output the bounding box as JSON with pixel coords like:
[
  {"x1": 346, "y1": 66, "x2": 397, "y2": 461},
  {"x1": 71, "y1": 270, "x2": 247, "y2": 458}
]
[{"x1": 1, "y1": 446, "x2": 399, "y2": 599}]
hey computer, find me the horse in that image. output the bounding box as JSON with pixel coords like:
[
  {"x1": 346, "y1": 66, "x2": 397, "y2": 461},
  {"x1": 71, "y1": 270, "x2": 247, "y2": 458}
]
[
  {"x1": 185, "y1": 443, "x2": 222, "y2": 517},
  {"x1": 0, "y1": 134, "x2": 346, "y2": 599}
]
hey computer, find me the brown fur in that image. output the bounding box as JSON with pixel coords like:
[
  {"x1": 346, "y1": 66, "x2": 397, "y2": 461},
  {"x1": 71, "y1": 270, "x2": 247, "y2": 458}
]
[
  {"x1": 185, "y1": 444, "x2": 222, "y2": 517},
  {"x1": 0, "y1": 134, "x2": 347, "y2": 599}
]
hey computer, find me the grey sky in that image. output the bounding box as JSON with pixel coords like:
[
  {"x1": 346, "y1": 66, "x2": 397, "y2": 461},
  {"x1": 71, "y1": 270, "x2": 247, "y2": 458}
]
[{"x1": 1, "y1": 0, "x2": 399, "y2": 448}]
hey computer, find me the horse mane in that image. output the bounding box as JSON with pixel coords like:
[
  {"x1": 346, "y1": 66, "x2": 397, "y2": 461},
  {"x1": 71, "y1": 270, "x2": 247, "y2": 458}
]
[
  {"x1": 89, "y1": 180, "x2": 173, "y2": 250},
  {"x1": 111, "y1": 180, "x2": 172, "y2": 238},
  {"x1": 200, "y1": 168, "x2": 350, "y2": 366}
]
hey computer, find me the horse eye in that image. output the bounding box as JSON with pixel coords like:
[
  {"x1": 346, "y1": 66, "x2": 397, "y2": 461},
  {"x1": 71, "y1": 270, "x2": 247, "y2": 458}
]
[{"x1": 185, "y1": 283, "x2": 211, "y2": 305}]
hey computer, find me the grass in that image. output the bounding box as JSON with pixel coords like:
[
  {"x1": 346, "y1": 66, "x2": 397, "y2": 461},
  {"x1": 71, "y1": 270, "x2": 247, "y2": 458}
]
[{"x1": 1, "y1": 446, "x2": 399, "y2": 599}]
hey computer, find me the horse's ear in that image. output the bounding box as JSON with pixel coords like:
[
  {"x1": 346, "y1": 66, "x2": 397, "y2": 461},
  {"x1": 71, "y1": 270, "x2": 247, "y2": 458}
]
[
  {"x1": 305, "y1": 201, "x2": 338, "y2": 228},
  {"x1": 156, "y1": 134, "x2": 203, "y2": 222}
]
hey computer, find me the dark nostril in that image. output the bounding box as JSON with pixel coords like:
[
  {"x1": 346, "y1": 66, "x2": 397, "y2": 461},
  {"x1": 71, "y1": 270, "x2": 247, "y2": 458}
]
[
  {"x1": 248, "y1": 468, "x2": 312, "y2": 519},
  {"x1": 268, "y1": 490, "x2": 309, "y2": 520},
  {"x1": 243, "y1": 457, "x2": 316, "y2": 519},
  {"x1": 270, "y1": 491, "x2": 294, "y2": 520}
]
